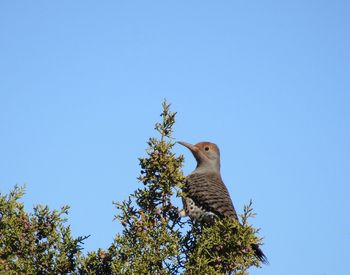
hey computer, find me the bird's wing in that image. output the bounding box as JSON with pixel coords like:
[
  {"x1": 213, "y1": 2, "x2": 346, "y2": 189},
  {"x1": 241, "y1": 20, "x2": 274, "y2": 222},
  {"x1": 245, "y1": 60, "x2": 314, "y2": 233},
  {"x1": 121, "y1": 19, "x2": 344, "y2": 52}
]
[{"x1": 186, "y1": 172, "x2": 238, "y2": 220}]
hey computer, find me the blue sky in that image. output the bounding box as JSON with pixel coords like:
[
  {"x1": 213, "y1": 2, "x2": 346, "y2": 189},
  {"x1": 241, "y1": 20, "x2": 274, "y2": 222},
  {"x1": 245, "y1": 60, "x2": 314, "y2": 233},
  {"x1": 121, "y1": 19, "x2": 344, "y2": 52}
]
[{"x1": 1, "y1": 1, "x2": 349, "y2": 274}]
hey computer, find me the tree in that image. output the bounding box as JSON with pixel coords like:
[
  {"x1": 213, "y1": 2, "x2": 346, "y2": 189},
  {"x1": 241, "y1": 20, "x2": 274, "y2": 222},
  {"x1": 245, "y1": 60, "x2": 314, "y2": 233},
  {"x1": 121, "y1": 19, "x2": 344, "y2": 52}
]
[
  {"x1": 0, "y1": 185, "x2": 88, "y2": 274},
  {"x1": 0, "y1": 100, "x2": 266, "y2": 274}
]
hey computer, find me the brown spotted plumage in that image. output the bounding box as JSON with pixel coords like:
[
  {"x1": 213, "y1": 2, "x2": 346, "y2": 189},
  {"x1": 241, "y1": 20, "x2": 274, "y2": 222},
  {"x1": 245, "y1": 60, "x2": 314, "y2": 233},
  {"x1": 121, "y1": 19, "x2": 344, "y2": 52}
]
[
  {"x1": 184, "y1": 172, "x2": 238, "y2": 222},
  {"x1": 178, "y1": 141, "x2": 268, "y2": 264}
]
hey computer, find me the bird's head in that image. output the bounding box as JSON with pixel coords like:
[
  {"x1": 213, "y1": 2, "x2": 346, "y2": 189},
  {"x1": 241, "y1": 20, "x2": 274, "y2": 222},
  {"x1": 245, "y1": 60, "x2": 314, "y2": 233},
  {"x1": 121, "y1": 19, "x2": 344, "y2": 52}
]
[{"x1": 177, "y1": 141, "x2": 221, "y2": 171}]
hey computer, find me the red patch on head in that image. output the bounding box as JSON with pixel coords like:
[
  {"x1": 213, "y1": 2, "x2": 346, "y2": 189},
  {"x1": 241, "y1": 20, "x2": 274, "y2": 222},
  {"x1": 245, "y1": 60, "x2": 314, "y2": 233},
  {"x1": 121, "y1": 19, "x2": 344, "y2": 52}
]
[{"x1": 195, "y1": 141, "x2": 220, "y2": 155}]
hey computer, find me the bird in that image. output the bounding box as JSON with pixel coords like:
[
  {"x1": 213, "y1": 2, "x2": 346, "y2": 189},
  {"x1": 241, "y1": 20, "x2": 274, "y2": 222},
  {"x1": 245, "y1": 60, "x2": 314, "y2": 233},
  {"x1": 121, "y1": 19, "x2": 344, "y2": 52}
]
[{"x1": 177, "y1": 141, "x2": 268, "y2": 264}]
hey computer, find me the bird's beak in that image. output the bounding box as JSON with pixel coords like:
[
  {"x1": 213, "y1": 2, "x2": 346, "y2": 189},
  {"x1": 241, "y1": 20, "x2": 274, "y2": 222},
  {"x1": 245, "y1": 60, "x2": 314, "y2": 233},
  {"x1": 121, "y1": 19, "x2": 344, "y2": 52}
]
[
  {"x1": 177, "y1": 141, "x2": 205, "y2": 164},
  {"x1": 177, "y1": 141, "x2": 203, "y2": 157},
  {"x1": 177, "y1": 141, "x2": 198, "y2": 153}
]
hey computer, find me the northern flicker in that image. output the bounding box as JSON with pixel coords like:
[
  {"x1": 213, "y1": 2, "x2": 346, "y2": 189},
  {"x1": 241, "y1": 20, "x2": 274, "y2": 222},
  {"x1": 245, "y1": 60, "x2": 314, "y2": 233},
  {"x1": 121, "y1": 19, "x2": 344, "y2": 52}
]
[{"x1": 178, "y1": 141, "x2": 268, "y2": 264}]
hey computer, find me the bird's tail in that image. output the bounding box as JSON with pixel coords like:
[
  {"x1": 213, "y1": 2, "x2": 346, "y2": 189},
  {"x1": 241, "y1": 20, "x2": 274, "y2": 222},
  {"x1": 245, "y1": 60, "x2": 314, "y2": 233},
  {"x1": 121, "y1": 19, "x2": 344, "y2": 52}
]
[{"x1": 252, "y1": 243, "x2": 269, "y2": 264}]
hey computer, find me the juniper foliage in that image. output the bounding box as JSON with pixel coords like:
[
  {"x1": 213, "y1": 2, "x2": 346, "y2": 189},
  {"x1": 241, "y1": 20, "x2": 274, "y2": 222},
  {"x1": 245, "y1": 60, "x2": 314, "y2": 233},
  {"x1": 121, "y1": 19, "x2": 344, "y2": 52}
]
[
  {"x1": 109, "y1": 100, "x2": 186, "y2": 274},
  {"x1": 0, "y1": 185, "x2": 88, "y2": 274},
  {"x1": 0, "y1": 100, "x2": 266, "y2": 274}
]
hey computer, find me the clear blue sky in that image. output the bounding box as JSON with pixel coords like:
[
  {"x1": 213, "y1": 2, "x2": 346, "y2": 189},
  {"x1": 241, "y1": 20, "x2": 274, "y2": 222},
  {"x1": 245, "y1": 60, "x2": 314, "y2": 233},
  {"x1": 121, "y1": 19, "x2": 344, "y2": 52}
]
[{"x1": 1, "y1": 1, "x2": 349, "y2": 274}]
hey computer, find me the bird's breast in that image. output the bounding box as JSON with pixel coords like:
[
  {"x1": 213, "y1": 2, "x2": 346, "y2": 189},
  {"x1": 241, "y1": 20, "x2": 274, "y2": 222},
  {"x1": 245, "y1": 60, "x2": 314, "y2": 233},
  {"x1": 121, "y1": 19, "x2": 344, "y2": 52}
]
[{"x1": 183, "y1": 197, "x2": 218, "y2": 223}]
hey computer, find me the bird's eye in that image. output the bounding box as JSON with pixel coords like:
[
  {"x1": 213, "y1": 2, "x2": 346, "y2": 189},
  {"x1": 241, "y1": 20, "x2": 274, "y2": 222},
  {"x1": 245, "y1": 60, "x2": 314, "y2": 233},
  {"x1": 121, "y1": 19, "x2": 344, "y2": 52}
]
[{"x1": 204, "y1": 147, "x2": 209, "y2": 151}]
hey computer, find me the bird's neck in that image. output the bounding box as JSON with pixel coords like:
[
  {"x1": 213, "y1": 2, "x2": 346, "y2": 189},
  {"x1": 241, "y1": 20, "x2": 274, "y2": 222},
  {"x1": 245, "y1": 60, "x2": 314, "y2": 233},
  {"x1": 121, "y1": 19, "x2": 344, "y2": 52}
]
[{"x1": 195, "y1": 161, "x2": 220, "y2": 174}]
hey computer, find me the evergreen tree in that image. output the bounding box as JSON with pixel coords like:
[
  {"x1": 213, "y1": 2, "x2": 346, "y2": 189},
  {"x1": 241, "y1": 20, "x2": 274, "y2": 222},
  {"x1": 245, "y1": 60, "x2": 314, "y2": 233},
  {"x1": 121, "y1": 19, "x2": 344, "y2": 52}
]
[
  {"x1": 0, "y1": 100, "x2": 266, "y2": 274},
  {"x1": 0, "y1": 185, "x2": 88, "y2": 274}
]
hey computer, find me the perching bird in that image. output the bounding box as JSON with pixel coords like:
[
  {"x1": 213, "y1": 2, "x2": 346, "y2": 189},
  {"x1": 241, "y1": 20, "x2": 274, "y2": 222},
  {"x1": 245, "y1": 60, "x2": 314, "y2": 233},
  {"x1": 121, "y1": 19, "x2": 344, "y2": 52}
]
[{"x1": 178, "y1": 141, "x2": 268, "y2": 264}]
